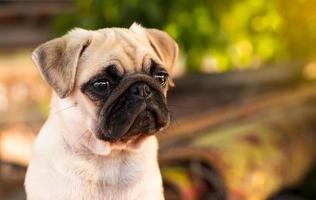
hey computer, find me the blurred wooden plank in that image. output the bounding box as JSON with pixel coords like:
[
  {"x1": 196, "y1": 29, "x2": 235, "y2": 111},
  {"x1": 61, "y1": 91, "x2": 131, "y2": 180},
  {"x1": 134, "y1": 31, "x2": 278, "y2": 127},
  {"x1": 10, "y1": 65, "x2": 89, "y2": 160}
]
[
  {"x1": 0, "y1": 1, "x2": 73, "y2": 19},
  {"x1": 0, "y1": 1, "x2": 74, "y2": 49},
  {"x1": 167, "y1": 64, "x2": 303, "y2": 119},
  {"x1": 0, "y1": 25, "x2": 52, "y2": 48}
]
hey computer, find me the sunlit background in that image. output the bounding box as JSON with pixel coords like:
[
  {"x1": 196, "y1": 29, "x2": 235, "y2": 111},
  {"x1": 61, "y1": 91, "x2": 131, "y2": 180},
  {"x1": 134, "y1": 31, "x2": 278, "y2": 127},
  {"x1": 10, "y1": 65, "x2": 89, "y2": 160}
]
[{"x1": 0, "y1": 0, "x2": 316, "y2": 200}]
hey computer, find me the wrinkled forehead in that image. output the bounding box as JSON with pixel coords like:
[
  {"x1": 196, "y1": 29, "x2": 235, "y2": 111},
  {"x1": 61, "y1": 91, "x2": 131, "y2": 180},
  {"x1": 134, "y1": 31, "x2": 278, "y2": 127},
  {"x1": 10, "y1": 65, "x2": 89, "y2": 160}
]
[{"x1": 76, "y1": 28, "x2": 162, "y2": 84}]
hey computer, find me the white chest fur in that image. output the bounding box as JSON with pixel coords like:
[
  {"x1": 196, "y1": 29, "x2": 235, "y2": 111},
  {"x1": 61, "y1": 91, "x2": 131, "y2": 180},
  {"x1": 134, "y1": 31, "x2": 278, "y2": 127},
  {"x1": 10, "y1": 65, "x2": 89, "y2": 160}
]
[{"x1": 24, "y1": 118, "x2": 164, "y2": 200}]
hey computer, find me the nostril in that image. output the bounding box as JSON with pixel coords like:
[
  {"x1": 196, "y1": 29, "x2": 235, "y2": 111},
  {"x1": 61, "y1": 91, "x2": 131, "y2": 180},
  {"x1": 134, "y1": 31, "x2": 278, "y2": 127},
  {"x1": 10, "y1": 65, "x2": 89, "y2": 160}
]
[
  {"x1": 144, "y1": 85, "x2": 151, "y2": 96},
  {"x1": 131, "y1": 86, "x2": 140, "y2": 95},
  {"x1": 130, "y1": 83, "x2": 151, "y2": 98}
]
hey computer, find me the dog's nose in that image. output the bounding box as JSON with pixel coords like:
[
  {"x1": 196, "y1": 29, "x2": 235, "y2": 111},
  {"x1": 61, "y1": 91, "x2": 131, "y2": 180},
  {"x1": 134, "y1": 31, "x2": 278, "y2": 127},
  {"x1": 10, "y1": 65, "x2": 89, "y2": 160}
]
[{"x1": 130, "y1": 82, "x2": 151, "y2": 98}]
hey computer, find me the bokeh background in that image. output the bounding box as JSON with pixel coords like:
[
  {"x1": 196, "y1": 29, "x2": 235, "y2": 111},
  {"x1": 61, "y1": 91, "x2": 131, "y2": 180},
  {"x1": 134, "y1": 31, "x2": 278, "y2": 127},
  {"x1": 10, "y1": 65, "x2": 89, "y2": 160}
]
[{"x1": 0, "y1": 0, "x2": 316, "y2": 200}]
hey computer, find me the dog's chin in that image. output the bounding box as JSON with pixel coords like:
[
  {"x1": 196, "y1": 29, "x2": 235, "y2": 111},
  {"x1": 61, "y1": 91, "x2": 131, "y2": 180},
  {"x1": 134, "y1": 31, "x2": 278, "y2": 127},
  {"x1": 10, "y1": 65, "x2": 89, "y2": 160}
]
[
  {"x1": 110, "y1": 134, "x2": 150, "y2": 152},
  {"x1": 85, "y1": 131, "x2": 151, "y2": 157}
]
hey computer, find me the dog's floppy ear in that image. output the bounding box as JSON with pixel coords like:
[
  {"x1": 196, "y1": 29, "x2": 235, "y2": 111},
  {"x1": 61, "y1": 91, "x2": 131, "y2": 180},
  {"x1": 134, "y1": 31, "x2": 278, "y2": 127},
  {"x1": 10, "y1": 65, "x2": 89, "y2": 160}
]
[
  {"x1": 32, "y1": 29, "x2": 91, "y2": 98},
  {"x1": 145, "y1": 28, "x2": 179, "y2": 73}
]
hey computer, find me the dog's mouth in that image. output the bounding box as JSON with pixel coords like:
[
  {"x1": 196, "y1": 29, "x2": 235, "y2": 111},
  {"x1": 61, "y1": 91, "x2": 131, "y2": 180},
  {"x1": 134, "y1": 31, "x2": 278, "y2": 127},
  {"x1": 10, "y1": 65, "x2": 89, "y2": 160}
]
[
  {"x1": 119, "y1": 109, "x2": 159, "y2": 139},
  {"x1": 101, "y1": 102, "x2": 169, "y2": 142}
]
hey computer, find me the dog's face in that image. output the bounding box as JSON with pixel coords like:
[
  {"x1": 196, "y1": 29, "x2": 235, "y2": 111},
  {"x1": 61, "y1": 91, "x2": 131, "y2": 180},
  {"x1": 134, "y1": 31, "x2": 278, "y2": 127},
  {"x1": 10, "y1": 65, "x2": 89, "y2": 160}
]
[{"x1": 32, "y1": 23, "x2": 178, "y2": 153}]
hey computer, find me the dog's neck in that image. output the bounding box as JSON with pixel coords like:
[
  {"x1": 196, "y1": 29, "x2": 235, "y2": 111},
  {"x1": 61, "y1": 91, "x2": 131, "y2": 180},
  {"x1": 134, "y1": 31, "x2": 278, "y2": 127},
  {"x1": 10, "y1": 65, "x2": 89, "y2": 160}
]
[{"x1": 29, "y1": 115, "x2": 163, "y2": 199}]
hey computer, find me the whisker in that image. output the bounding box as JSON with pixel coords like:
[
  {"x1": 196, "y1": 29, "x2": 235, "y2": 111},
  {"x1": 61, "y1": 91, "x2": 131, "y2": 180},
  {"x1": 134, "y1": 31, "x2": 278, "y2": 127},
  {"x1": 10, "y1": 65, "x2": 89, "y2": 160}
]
[{"x1": 51, "y1": 104, "x2": 76, "y2": 115}]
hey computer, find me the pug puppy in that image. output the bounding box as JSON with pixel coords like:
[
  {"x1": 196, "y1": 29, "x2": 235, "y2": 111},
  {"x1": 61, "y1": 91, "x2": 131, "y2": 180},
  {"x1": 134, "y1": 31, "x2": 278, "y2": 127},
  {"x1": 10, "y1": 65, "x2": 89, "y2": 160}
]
[{"x1": 24, "y1": 23, "x2": 178, "y2": 200}]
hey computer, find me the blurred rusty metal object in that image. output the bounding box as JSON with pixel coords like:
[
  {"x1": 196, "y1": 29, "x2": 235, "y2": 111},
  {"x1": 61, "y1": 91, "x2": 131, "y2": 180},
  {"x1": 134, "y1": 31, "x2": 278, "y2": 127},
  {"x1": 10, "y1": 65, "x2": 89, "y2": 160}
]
[
  {"x1": 160, "y1": 105, "x2": 316, "y2": 199},
  {"x1": 160, "y1": 82, "x2": 316, "y2": 199}
]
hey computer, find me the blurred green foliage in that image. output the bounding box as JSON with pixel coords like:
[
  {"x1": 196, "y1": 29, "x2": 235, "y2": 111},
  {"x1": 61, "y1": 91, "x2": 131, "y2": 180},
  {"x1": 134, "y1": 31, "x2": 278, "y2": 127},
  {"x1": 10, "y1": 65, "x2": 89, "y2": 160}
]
[{"x1": 54, "y1": 0, "x2": 316, "y2": 72}]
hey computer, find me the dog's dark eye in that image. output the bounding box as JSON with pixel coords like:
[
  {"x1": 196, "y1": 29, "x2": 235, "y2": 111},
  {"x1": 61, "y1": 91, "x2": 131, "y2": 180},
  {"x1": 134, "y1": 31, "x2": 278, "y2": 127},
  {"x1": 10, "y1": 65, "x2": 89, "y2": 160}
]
[
  {"x1": 92, "y1": 80, "x2": 110, "y2": 95},
  {"x1": 154, "y1": 72, "x2": 168, "y2": 87}
]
